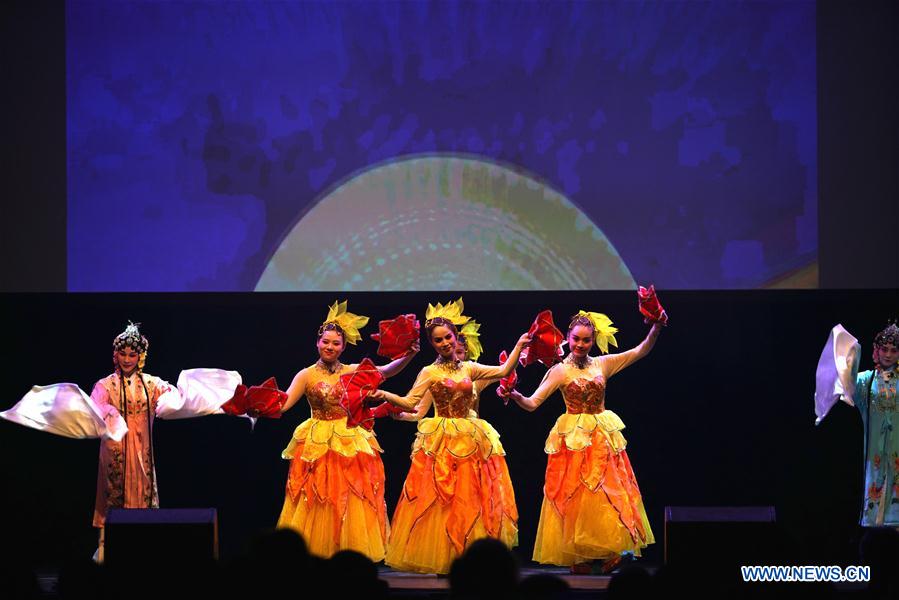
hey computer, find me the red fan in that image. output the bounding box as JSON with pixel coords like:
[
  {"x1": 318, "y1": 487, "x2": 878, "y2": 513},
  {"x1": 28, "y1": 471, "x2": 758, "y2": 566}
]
[
  {"x1": 519, "y1": 310, "x2": 565, "y2": 367},
  {"x1": 496, "y1": 350, "x2": 518, "y2": 404},
  {"x1": 371, "y1": 314, "x2": 421, "y2": 360},
  {"x1": 637, "y1": 285, "x2": 668, "y2": 325},
  {"x1": 364, "y1": 400, "x2": 405, "y2": 430},
  {"x1": 339, "y1": 358, "x2": 386, "y2": 428},
  {"x1": 221, "y1": 377, "x2": 286, "y2": 418},
  {"x1": 246, "y1": 377, "x2": 287, "y2": 418},
  {"x1": 221, "y1": 385, "x2": 249, "y2": 416}
]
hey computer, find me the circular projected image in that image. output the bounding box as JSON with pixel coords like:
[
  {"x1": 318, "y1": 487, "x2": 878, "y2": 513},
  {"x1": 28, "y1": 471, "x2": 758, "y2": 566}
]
[{"x1": 256, "y1": 156, "x2": 635, "y2": 291}]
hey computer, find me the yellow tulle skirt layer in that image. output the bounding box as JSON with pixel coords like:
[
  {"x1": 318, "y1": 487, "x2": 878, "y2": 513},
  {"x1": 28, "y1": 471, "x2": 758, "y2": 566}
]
[
  {"x1": 277, "y1": 417, "x2": 388, "y2": 561},
  {"x1": 533, "y1": 411, "x2": 654, "y2": 566},
  {"x1": 386, "y1": 416, "x2": 519, "y2": 574}
]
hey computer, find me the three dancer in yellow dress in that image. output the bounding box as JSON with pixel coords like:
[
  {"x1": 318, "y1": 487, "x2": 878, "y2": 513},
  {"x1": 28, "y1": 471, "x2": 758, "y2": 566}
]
[{"x1": 277, "y1": 298, "x2": 663, "y2": 574}]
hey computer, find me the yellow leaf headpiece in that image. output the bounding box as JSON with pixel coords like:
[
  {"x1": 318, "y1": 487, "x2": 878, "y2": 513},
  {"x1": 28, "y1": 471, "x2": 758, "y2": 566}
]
[
  {"x1": 320, "y1": 300, "x2": 369, "y2": 345},
  {"x1": 574, "y1": 310, "x2": 619, "y2": 354},
  {"x1": 458, "y1": 320, "x2": 483, "y2": 361},
  {"x1": 424, "y1": 297, "x2": 470, "y2": 329}
]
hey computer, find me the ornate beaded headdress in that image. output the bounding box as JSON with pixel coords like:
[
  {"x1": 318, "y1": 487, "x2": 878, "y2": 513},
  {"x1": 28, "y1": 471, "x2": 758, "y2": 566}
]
[
  {"x1": 113, "y1": 321, "x2": 148, "y2": 354},
  {"x1": 112, "y1": 321, "x2": 149, "y2": 371},
  {"x1": 319, "y1": 300, "x2": 369, "y2": 345},
  {"x1": 570, "y1": 310, "x2": 619, "y2": 354},
  {"x1": 874, "y1": 321, "x2": 899, "y2": 348}
]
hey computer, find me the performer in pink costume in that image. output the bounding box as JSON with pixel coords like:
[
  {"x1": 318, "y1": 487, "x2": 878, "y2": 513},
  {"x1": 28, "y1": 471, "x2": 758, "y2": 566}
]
[{"x1": 2, "y1": 321, "x2": 244, "y2": 560}]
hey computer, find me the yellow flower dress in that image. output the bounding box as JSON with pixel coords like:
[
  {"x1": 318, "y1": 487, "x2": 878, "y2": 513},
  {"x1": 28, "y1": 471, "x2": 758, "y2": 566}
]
[
  {"x1": 383, "y1": 361, "x2": 518, "y2": 574},
  {"x1": 530, "y1": 353, "x2": 654, "y2": 566},
  {"x1": 277, "y1": 361, "x2": 388, "y2": 560}
]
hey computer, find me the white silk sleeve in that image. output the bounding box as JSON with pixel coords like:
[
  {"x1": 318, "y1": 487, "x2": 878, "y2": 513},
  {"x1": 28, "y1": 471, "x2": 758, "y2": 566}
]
[
  {"x1": 154, "y1": 368, "x2": 242, "y2": 420},
  {"x1": 814, "y1": 324, "x2": 860, "y2": 425},
  {"x1": 0, "y1": 383, "x2": 128, "y2": 441}
]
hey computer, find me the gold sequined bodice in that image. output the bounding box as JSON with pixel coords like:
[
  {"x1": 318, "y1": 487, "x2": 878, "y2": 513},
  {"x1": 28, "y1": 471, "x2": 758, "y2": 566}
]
[
  {"x1": 560, "y1": 359, "x2": 606, "y2": 414},
  {"x1": 562, "y1": 377, "x2": 606, "y2": 413},
  {"x1": 306, "y1": 363, "x2": 350, "y2": 420},
  {"x1": 429, "y1": 378, "x2": 475, "y2": 418},
  {"x1": 422, "y1": 361, "x2": 486, "y2": 419}
]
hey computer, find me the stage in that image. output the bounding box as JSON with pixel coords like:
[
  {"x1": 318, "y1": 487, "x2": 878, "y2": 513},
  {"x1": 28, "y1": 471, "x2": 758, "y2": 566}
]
[{"x1": 1, "y1": 290, "x2": 896, "y2": 593}]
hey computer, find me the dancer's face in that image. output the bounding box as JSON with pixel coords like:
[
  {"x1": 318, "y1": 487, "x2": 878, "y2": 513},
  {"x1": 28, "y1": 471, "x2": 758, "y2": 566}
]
[
  {"x1": 454, "y1": 340, "x2": 468, "y2": 361},
  {"x1": 568, "y1": 325, "x2": 594, "y2": 357},
  {"x1": 317, "y1": 330, "x2": 345, "y2": 363},
  {"x1": 875, "y1": 343, "x2": 899, "y2": 370},
  {"x1": 429, "y1": 325, "x2": 457, "y2": 359},
  {"x1": 116, "y1": 348, "x2": 140, "y2": 376}
]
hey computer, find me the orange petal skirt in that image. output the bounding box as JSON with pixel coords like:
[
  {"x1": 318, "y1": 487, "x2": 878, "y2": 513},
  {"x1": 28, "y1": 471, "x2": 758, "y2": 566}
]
[
  {"x1": 277, "y1": 416, "x2": 389, "y2": 561},
  {"x1": 533, "y1": 411, "x2": 654, "y2": 566},
  {"x1": 385, "y1": 416, "x2": 518, "y2": 574}
]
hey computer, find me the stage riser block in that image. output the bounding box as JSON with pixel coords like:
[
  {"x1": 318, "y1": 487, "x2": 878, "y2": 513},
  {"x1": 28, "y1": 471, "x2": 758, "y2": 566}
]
[
  {"x1": 664, "y1": 506, "x2": 778, "y2": 569},
  {"x1": 105, "y1": 508, "x2": 218, "y2": 567}
]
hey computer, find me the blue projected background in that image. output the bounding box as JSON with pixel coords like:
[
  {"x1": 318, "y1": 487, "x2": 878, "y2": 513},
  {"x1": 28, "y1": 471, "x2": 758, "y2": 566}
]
[{"x1": 67, "y1": 0, "x2": 816, "y2": 291}]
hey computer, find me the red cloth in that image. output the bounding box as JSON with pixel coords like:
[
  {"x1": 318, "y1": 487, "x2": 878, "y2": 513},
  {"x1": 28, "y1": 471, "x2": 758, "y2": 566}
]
[
  {"x1": 368, "y1": 401, "x2": 404, "y2": 422},
  {"x1": 339, "y1": 358, "x2": 387, "y2": 429},
  {"x1": 246, "y1": 377, "x2": 287, "y2": 418},
  {"x1": 221, "y1": 377, "x2": 286, "y2": 418},
  {"x1": 519, "y1": 310, "x2": 565, "y2": 367},
  {"x1": 221, "y1": 384, "x2": 249, "y2": 416},
  {"x1": 637, "y1": 285, "x2": 668, "y2": 324},
  {"x1": 496, "y1": 350, "x2": 518, "y2": 404},
  {"x1": 371, "y1": 314, "x2": 420, "y2": 360}
]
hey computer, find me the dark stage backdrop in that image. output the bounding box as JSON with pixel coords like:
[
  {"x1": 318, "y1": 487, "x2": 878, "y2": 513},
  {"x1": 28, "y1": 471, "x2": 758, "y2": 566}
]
[{"x1": 1, "y1": 290, "x2": 895, "y2": 568}]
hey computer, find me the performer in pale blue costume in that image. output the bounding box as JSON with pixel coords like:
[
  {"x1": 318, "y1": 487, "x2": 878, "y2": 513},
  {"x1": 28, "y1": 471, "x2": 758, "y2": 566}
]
[{"x1": 816, "y1": 321, "x2": 899, "y2": 527}]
